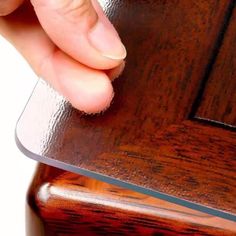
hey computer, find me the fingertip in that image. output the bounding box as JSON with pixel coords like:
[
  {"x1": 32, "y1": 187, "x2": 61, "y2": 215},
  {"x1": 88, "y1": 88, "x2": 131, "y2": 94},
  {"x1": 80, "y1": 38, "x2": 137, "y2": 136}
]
[
  {"x1": 52, "y1": 51, "x2": 114, "y2": 114},
  {"x1": 0, "y1": 0, "x2": 24, "y2": 16},
  {"x1": 70, "y1": 74, "x2": 114, "y2": 114}
]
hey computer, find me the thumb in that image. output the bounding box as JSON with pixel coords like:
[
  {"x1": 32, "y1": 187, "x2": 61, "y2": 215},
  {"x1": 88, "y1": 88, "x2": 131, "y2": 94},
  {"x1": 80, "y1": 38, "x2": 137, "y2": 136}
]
[{"x1": 31, "y1": 0, "x2": 127, "y2": 69}]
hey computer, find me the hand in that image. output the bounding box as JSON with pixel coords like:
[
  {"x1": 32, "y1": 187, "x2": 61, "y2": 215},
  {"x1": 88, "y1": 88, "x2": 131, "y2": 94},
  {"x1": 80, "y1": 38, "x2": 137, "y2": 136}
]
[{"x1": 0, "y1": 0, "x2": 126, "y2": 113}]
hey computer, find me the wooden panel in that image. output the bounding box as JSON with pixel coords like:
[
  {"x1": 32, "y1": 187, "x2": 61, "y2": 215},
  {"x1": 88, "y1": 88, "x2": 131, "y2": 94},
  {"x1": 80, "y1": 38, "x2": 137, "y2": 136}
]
[
  {"x1": 16, "y1": 0, "x2": 236, "y2": 221},
  {"x1": 196, "y1": 7, "x2": 236, "y2": 127},
  {"x1": 18, "y1": 101, "x2": 236, "y2": 219},
  {"x1": 26, "y1": 164, "x2": 236, "y2": 236}
]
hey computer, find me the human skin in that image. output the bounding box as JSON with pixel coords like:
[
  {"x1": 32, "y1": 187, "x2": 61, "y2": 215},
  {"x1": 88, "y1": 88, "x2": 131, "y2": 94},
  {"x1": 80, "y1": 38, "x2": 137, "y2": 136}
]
[{"x1": 0, "y1": 0, "x2": 126, "y2": 114}]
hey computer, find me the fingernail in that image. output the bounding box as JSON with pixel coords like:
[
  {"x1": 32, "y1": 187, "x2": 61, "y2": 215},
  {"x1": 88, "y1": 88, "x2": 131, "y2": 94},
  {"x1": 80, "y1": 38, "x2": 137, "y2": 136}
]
[
  {"x1": 88, "y1": 21, "x2": 127, "y2": 60},
  {"x1": 108, "y1": 61, "x2": 126, "y2": 81}
]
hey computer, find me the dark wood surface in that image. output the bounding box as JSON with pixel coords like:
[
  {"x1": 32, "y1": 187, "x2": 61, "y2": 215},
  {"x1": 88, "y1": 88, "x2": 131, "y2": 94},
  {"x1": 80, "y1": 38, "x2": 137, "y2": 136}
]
[
  {"x1": 16, "y1": 0, "x2": 236, "y2": 221},
  {"x1": 26, "y1": 164, "x2": 236, "y2": 236},
  {"x1": 196, "y1": 6, "x2": 236, "y2": 127}
]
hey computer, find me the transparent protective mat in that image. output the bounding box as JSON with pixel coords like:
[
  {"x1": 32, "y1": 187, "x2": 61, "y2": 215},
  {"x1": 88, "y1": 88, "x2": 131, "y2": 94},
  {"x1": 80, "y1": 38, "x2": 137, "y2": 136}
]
[{"x1": 16, "y1": 80, "x2": 236, "y2": 221}]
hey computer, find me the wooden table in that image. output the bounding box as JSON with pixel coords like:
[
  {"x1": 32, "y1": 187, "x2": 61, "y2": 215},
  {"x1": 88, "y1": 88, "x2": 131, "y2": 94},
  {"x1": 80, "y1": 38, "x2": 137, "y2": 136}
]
[{"x1": 16, "y1": 0, "x2": 236, "y2": 235}]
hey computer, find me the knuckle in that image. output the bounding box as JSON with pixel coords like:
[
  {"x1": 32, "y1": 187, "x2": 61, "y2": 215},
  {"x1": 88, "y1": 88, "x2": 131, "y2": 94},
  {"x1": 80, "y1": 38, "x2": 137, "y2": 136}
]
[
  {"x1": 57, "y1": 0, "x2": 91, "y2": 17},
  {"x1": 54, "y1": 0, "x2": 98, "y2": 27}
]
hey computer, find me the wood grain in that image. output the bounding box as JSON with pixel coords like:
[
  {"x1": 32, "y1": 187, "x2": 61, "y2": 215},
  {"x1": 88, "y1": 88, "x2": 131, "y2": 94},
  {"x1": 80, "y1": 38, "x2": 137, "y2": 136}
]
[
  {"x1": 16, "y1": 0, "x2": 236, "y2": 222},
  {"x1": 196, "y1": 6, "x2": 236, "y2": 127},
  {"x1": 26, "y1": 164, "x2": 236, "y2": 236}
]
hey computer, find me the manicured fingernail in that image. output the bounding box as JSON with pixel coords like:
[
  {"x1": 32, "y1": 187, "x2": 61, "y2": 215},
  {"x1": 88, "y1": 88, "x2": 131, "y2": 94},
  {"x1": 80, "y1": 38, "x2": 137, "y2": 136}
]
[{"x1": 88, "y1": 21, "x2": 127, "y2": 60}]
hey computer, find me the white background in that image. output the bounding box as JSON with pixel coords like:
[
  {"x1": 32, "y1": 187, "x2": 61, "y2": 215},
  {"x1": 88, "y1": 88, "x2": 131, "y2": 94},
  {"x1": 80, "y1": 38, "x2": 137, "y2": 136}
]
[{"x1": 0, "y1": 35, "x2": 37, "y2": 236}]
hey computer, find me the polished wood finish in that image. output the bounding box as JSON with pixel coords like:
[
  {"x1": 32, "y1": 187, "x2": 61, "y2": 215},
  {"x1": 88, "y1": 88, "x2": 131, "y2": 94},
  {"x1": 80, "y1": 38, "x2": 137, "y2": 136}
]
[
  {"x1": 17, "y1": 0, "x2": 236, "y2": 221},
  {"x1": 196, "y1": 6, "x2": 236, "y2": 127},
  {"x1": 26, "y1": 164, "x2": 236, "y2": 236}
]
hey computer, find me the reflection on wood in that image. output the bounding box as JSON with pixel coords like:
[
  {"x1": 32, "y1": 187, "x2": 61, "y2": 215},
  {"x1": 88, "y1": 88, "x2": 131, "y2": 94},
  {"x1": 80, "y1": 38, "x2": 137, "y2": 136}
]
[{"x1": 26, "y1": 164, "x2": 236, "y2": 236}]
